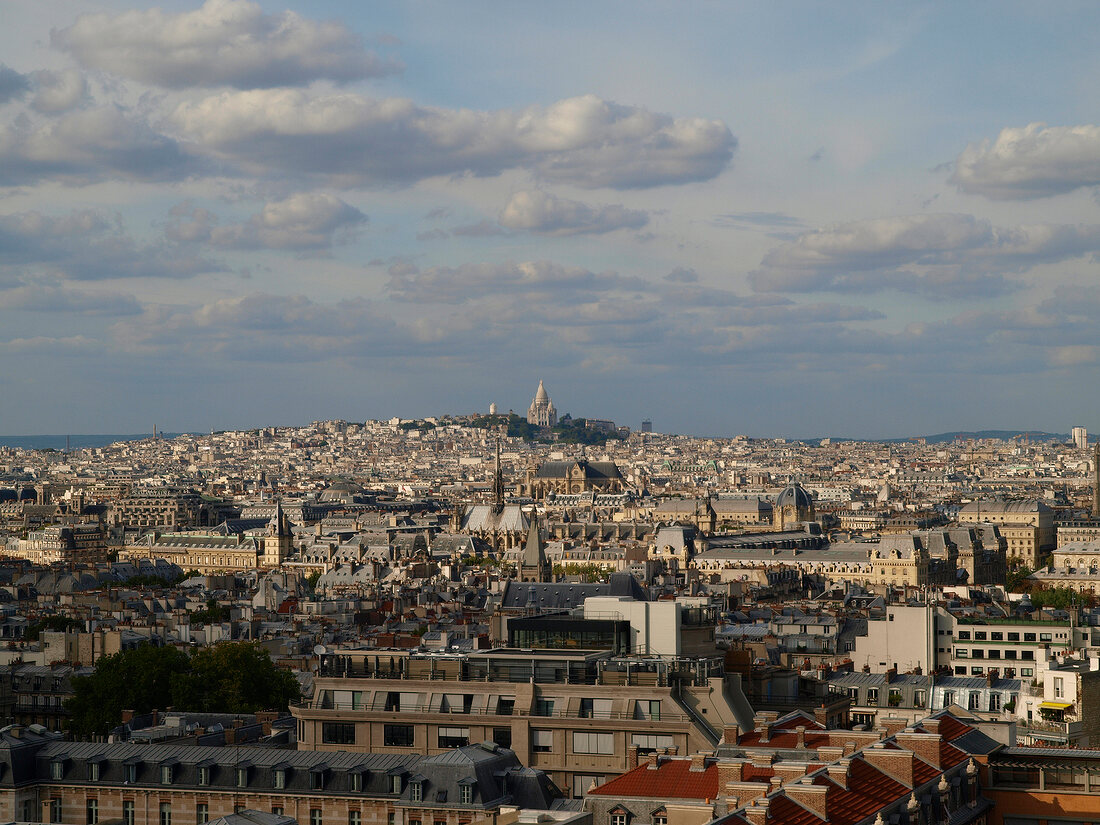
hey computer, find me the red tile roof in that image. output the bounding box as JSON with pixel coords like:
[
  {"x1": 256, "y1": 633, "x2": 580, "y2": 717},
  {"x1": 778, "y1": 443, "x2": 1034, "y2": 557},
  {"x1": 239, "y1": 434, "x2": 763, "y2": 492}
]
[
  {"x1": 588, "y1": 759, "x2": 718, "y2": 801},
  {"x1": 813, "y1": 757, "x2": 908, "y2": 825},
  {"x1": 767, "y1": 794, "x2": 825, "y2": 825}
]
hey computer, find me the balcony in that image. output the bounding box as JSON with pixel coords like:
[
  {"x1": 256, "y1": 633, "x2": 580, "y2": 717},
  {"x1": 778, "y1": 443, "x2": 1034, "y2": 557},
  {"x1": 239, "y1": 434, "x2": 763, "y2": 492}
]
[{"x1": 1017, "y1": 718, "x2": 1084, "y2": 745}]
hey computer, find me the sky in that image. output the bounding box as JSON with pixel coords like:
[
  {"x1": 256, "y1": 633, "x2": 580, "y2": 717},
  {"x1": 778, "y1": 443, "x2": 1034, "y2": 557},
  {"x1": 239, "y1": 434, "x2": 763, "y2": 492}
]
[{"x1": 3, "y1": 1, "x2": 1100, "y2": 439}]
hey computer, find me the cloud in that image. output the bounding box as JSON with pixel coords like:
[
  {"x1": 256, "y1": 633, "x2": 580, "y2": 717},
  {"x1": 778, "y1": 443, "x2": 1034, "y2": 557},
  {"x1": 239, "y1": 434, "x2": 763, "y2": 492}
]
[
  {"x1": 169, "y1": 90, "x2": 735, "y2": 189},
  {"x1": 0, "y1": 208, "x2": 217, "y2": 280},
  {"x1": 29, "y1": 69, "x2": 86, "y2": 114},
  {"x1": 751, "y1": 213, "x2": 1100, "y2": 296},
  {"x1": 52, "y1": 0, "x2": 400, "y2": 89},
  {"x1": 386, "y1": 260, "x2": 644, "y2": 304},
  {"x1": 0, "y1": 106, "x2": 195, "y2": 186},
  {"x1": 663, "y1": 267, "x2": 698, "y2": 283},
  {"x1": 952, "y1": 122, "x2": 1100, "y2": 200},
  {"x1": 499, "y1": 190, "x2": 648, "y2": 235},
  {"x1": 0, "y1": 64, "x2": 29, "y2": 104},
  {"x1": 713, "y1": 211, "x2": 807, "y2": 239},
  {"x1": 168, "y1": 193, "x2": 366, "y2": 250},
  {"x1": 451, "y1": 220, "x2": 508, "y2": 237},
  {"x1": 0, "y1": 281, "x2": 141, "y2": 316}
]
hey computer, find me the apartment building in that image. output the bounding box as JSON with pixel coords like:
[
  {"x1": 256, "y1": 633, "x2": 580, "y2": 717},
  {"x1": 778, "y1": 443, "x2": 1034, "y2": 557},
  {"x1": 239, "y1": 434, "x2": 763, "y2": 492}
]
[
  {"x1": 944, "y1": 616, "x2": 1072, "y2": 680},
  {"x1": 291, "y1": 648, "x2": 754, "y2": 798},
  {"x1": 957, "y1": 499, "x2": 1054, "y2": 567}
]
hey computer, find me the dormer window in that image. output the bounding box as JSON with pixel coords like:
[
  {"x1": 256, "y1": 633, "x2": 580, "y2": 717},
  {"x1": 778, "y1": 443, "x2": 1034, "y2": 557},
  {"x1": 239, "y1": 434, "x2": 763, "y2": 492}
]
[
  {"x1": 410, "y1": 781, "x2": 423, "y2": 802},
  {"x1": 125, "y1": 763, "x2": 137, "y2": 784},
  {"x1": 310, "y1": 766, "x2": 327, "y2": 791},
  {"x1": 274, "y1": 769, "x2": 287, "y2": 790},
  {"x1": 50, "y1": 759, "x2": 65, "y2": 780},
  {"x1": 198, "y1": 767, "x2": 210, "y2": 786},
  {"x1": 237, "y1": 767, "x2": 249, "y2": 787},
  {"x1": 160, "y1": 765, "x2": 174, "y2": 785},
  {"x1": 87, "y1": 762, "x2": 99, "y2": 782}
]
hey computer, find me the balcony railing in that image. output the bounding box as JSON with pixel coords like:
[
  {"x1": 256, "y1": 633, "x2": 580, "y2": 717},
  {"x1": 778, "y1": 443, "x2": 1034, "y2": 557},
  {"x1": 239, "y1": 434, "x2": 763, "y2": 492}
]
[
  {"x1": 291, "y1": 700, "x2": 693, "y2": 723},
  {"x1": 1017, "y1": 718, "x2": 1083, "y2": 741}
]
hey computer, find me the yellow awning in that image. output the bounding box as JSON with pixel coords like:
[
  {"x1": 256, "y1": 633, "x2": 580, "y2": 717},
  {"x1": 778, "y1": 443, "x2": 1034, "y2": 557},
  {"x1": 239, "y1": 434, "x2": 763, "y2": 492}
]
[{"x1": 1038, "y1": 701, "x2": 1072, "y2": 710}]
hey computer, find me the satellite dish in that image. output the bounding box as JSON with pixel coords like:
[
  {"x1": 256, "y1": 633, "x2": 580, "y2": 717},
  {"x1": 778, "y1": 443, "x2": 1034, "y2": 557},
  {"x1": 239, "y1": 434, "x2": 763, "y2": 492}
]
[{"x1": 313, "y1": 645, "x2": 327, "y2": 656}]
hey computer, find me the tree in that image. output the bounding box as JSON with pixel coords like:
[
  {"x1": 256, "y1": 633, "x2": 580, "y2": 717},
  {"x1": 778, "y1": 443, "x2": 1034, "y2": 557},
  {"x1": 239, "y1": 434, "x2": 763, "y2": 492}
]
[
  {"x1": 24, "y1": 615, "x2": 82, "y2": 641},
  {"x1": 66, "y1": 645, "x2": 191, "y2": 738},
  {"x1": 173, "y1": 641, "x2": 300, "y2": 714},
  {"x1": 1006, "y1": 565, "x2": 1034, "y2": 592}
]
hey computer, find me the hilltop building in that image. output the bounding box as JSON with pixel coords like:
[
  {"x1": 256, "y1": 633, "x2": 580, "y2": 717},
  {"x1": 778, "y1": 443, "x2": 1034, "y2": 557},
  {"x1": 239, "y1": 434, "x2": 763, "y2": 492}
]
[{"x1": 527, "y1": 380, "x2": 558, "y2": 428}]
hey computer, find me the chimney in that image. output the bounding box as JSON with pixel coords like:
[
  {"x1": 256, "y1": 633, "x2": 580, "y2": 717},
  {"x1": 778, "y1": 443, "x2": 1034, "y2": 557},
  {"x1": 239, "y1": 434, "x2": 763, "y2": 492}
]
[
  {"x1": 627, "y1": 745, "x2": 639, "y2": 769},
  {"x1": 814, "y1": 706, "x2": 829, "y2": 727},
  {"x1": 842, "y1": 740, "x2": 858, "y2": 756},
  {"x1": 817, "y1": 746, "x2": 844, "y2": 762},
  {"x1": 786, "y1": 779, "x2": 829, "y2": 820},
  {"x1": 796, "y1": 726, "x2": 806, "y2": 748},
  {"x1": 723, "y1": 724, "x2": 740, "y2": 745},
  {"x1": 647, "y1": 752, "x2": 660, "y2": 770},
  {"x1": 121, "y1": 710, "x2": 135, "y2": 724},
  {"x1": 826, "y1": 758, "x2": 851, "y2": 790},
  {"x1": 895, "y1": 729, "x2": 943, "y2": 770},
  {"x1": 690, "y1": 753, "x2": 708, "y2": 772},
  {"x1": 886, "y1": 667, "x2": 897, "y2": 684},
  {"x1": 716, "y1": 759, "x2": 745, "y2": 789},
  {"x1": 744, "y1": 799, "x2": 770, "y2": 825},
  {"x1": 922, "y1": 719, "x2": 941, "y2": 735},
  {"x1": 862, "y1": 744, "x2": 916, "y2": 788}
]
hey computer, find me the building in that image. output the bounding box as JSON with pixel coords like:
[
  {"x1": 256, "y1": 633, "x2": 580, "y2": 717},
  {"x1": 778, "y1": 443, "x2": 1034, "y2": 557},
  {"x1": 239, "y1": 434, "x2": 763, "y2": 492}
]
[
  {"x1": 527, "y1": 381, "x2": 558, "y2": 428},
  {"x1": 957, "y1": 499, "x2": 1054, "y2": 567},
  {"x1": 516, "y1": 461, "x2": 626, "y2": 501},
  {"x1": 773, "y1": 483, "x2": 815, "y2": 531},
  {"x1": 0, "y1": 727, "x2": 563, "y2": 825},
  {"x1": 1072, "y1": 426, "x2": 1088, "y2": 449},
  {"x1": 292, "y1": 647, "x2": 754, "y2": 798}
]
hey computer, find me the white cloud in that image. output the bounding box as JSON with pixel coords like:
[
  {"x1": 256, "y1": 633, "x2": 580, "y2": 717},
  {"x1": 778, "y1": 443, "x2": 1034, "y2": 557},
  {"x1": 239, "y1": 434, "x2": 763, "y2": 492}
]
[
  {"x1": 168, "y1": 193, "x2": 366, "y2": 250},
  {"x1": 499, "y1": 190, "x2": 648, "y2": 235},
  {"x1": 751, "y1": 213, "x2": 1100, "y2": 296},
  {"x1": 168, "y1": 90, "x2": 734, "y2": 189},
  {"x1": 952, "y1": 122, "x2": 1100, "y2": 200},
  {"x1": 29, "y1": 69, "x2": 86, "y2": 114},
  {"x1": 0, "y1": 106, "x2": 195, "y2": 186},
  {"x1": 52, "y1": 0, "x2": 399, "y2": 89},
  {"x1": 0, "y1": 281, "x2": 141, "y2": 316}
]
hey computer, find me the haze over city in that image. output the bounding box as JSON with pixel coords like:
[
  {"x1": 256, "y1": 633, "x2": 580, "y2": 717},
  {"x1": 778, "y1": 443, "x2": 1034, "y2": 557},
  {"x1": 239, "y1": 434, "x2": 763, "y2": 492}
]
[{"x1": 4, "y1": 1, "x2": 1100, "y2": 437}]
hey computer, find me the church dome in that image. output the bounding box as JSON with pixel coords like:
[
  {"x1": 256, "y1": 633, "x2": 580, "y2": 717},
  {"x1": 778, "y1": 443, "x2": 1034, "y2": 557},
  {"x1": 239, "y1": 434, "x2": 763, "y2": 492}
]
[
  {"x1": 776, "y1": 483, "x2": 813, "y2": 509},
  {"x1": 535, "y1": 379, "x2": 549, "y2": 403}
]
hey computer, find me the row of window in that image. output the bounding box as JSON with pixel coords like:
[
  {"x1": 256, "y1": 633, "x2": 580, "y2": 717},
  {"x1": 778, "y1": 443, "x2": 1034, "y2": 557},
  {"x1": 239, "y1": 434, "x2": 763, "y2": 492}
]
[
  {"x1": 953, "y1": 666, "x2": 1034, "y2": 677},
  {"x1": 53, "y1": 760, "x2": 358, "y2": 792},
  {"x1": 956, "y1": 630, "x2": 1060, "y2": 642},
  {"x1": 955, "y1": 648, "x2": 1035, "y2": 660},
  {"x1": 61, "y1": 800, "x2": 374, "y2": 825}
]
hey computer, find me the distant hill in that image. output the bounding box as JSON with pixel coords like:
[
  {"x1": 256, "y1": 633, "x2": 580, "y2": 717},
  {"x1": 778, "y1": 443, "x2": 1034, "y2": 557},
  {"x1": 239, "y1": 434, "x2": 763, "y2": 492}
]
[{"x1": 883, "y1": 430, "x2": 1069, "y2": 445}]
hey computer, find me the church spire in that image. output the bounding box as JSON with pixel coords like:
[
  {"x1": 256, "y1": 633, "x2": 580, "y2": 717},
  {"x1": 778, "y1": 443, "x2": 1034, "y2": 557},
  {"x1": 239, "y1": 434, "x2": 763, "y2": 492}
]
[{"x1": 492, "y1": 439, "x2": 505, "y2": 514}]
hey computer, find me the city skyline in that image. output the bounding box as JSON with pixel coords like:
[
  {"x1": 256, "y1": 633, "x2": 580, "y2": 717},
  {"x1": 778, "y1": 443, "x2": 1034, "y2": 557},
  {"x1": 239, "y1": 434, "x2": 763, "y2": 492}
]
[{"x1": 3, "y1": 1, "x2": 1100, "y2": 437}]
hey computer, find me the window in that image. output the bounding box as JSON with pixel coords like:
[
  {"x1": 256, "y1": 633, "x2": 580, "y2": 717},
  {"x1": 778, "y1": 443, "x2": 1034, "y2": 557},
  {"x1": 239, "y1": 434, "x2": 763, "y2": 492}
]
[
  {"x1": 655, "y1": 815, "x2": 668, "y2": 825},
  {"x1": 411, "y1": 781, "x2": 424, "y2": 802},
  {"x1": 87, "y1": 799, "x2": 98, "y2": 825},
  {"x1": 461, "y1": 784, "x2": 473, "y2": 804},
  {"x1": 533, "y1": 699, "x2": 555, "y2": 717},
  {"x1": 123, "y1": 801, "x2": 134, "y2": 825},
  {"x1": 532, "y1": 730, "x2": 553, "y2": 753},
  {"x1": 573, "y1": 732, "x2": 614, "y2": 754},
  {"x1": 126, "y1": 764, "x2": 138, "y2": 784},
  {"x1": 197, "y1": 805, "x2": 209, "y2": 825},
  {"x1": 350, "y1": 812, "x2": 362, "y2": 825},
  {"x1": 612, "y1": 814, "x2": 628, "y2": 825},
  {"x1": 351, "y1": 772, "x2": 363, "y2": 792},
  {"x1": 438, "y1": 727, "x2": 470, "y2": 749},
  {"x1": 311, "y1": 769, "x2": 325, "y2": 791},
  {"x1": 943, "y1": 690, "x2": 955, "y2": 707},
  {"x1": 867, "y1": 688, "x2": 878, "y2": 706},
  {"x1": 634, "y1": 700, "x2": 661, "y2": 720},
  {"x1": 971, "y1": 649, "x2": 984, "y2": 659},
  {"x1": 1005, "y1": 649, "x2": 1017, "y2": 660},
  {"x1": 51, "y1": 760, "x2": 64, "y2": 780},
  {"x1": 1022, "y1": 668, "x2": 1034, "y2": 677},
  {"x1": 391, "y1": 775, "x2": 404, "y2": 794},
  {"x1": 974, "y1": 631, "x2": 987, "y2": 641},
  {"x1": 384, "y1": 725, "x2": 415, "y2": 747},
  {"x1": 160, "y1": 803, "x2": 172, "y2": 825},
  {"x1": 631, "y1": 734, "x2": 674, "y2": 754},
  {"x1": 161, "y1": 765, "x2": 174, "y2": 784},
  {"x1": 322, "y1": 722, "x2": 356, "y2": 745},
  {"x1": 199, "y1": 767, "x2": 210, "y2": 786},
  {"x1": 310, "y1": 810, "x2": 322, "y2": 825},
  {"x1": 968, "y1": 692, "x2": 981, "y2": 710},
  {"x1": 237, "y1": 767, "x2": 248, "y2": 787},
  {"x1": 442, "y1": 694, "x2": 472, "y2": 714},
  {"x1": 991, "y1": 632, "x2": 1003, "y2": 641},
  {"x1": 1008, "y1": 632, "x2": 1020, "y2": 641},
  {"x1": 88, "y1": 762, "x2": 100, "y2": 781},
  {"x1": 914, "y1": 690, "x2": 926, "y2": 709},
  {"x1": 495, "y1": 697, "x2": 515, "y2": 716},
  {"x1": 579, "y1": 698, "x2": 613, "y2": 718},
  {"x1": 274, "y1": 769, "x2": 286, "y2": 789},
  {"x1": 972, "y1": 667, "x2": 984, "y2": 675},
  {"x1": 492, "y1": 728, "x2": 512, "y2": 749},
  {"x1": 958, "y1": 631, "x2": 971, "y2": 640},
  {"x1": 50, "y1": 799, "x2": 62, "y2": 824},
  {"x1": 272, "y1": 809, "x2": 283, "y2": 817},
  {"x1": 957, "y1": 648, "x2": 969, "y2": 658},
  {"x1": 1024, "y1": 633, "x2": 1036, "y2": 642},
  {"x1": 1054, "y1": 677, "x2": 1065, "y2": 698},
  {"x1": 990, "y1": 693, "x2": 1001, "y2": 712},
  {"x1": 1040, "y1": 633, "x2": 1052, "y2": 642}
]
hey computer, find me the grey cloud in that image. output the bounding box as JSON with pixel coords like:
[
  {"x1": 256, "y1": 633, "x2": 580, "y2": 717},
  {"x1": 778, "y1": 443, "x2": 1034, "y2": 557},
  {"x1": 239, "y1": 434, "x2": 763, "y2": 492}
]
[
  {"x1": 713, "y1": 211, "x2": 807, "y2": 239},
  {"x1": 952, "y1": 122, "x2": 1100, "y2": 200},
  {"x1": 451, "y1": 220, "x2": 508, "y2": 237},
  {"x1": 0, "y1": 281, "x2": 141, "y2": 316},
  {"x1": 499, "y1": 190, "x2": 648, "y2": 235},
  {"x1": 29, "y1": 69, "x2": 86, "y2": 114},
  {"x1": 386, "y1": 260, "x2": 645, "y2": 305},
  {"x1": 416, "y1": 229, "x2": 449, "y2": 241},
  {"x1": 0, "y1": 64, "x2": 29, "y2": 104},
  {"x1": 751, "y1": 213, "x2": 1100, "y2": 297},
  {"x1": 0, "y1": 208, "x2": 218, "y2": 280},
  {"x1": 0, "y1": 106, "x2": 196, "y2": 186},
  {"x1": 53, "y1": 0, "x2": 400, "y2": 90},
  {"x1": 664, "y1": 267, "x2": 698, "y2": 283},
  {"x1": 169, "y1": 91, "x2": 735, "y2": 189},
  {"x1": 176, "y1": 193, "x2": 367, "y2": 250}
]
